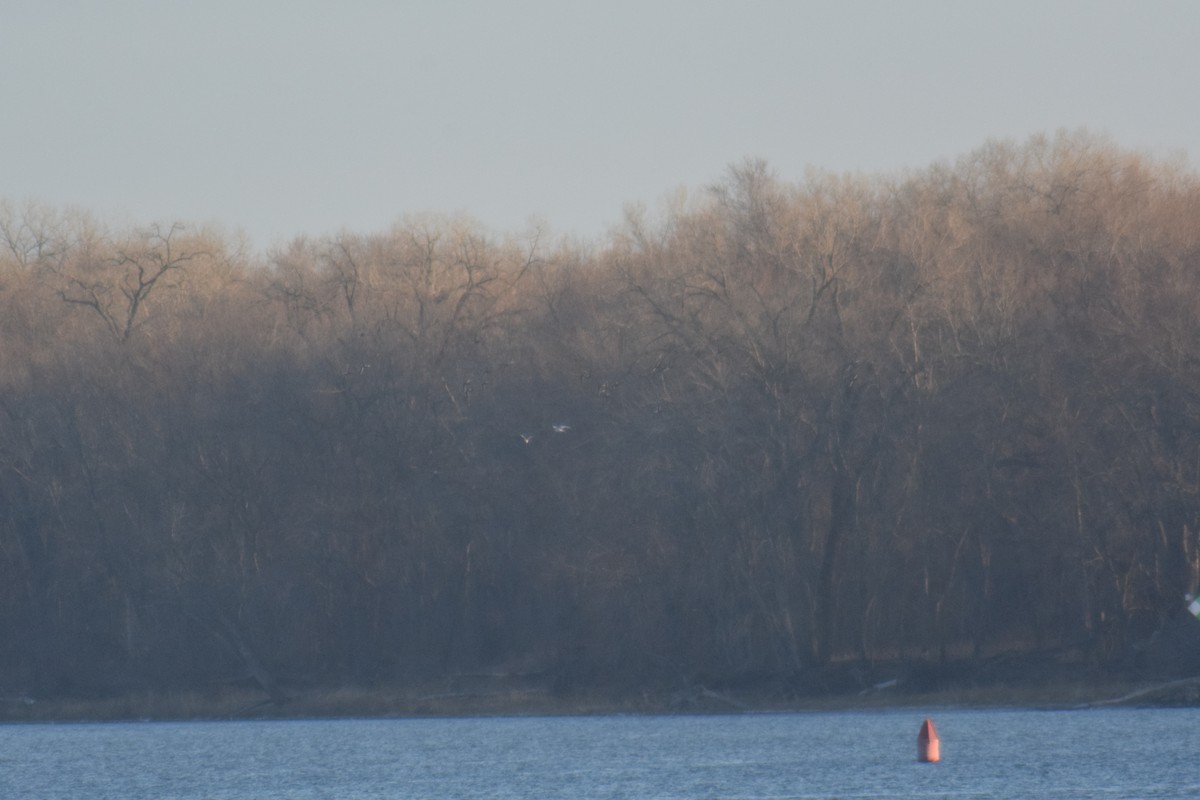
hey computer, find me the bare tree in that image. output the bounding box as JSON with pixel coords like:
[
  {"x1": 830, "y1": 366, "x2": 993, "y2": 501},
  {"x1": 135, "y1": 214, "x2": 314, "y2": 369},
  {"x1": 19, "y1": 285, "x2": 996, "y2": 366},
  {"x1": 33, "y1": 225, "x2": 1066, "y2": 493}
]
[{"x1": 53, "y1": 222, "x2": 207, "y2": 341}]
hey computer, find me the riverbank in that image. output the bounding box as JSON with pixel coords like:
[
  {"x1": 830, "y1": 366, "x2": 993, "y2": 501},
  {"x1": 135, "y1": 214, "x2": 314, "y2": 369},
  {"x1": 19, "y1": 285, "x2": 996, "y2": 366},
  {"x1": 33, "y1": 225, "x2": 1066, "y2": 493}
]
[{"x1": 3, "y1": 674, "x2": 1197, "y2": 723}]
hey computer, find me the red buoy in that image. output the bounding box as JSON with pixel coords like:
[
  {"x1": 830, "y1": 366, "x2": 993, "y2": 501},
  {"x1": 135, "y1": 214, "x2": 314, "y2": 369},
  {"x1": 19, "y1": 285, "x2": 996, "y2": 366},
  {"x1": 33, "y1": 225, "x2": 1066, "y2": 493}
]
[{"x1": 917, "y1": 718, "x2": 940, "y2": 763}]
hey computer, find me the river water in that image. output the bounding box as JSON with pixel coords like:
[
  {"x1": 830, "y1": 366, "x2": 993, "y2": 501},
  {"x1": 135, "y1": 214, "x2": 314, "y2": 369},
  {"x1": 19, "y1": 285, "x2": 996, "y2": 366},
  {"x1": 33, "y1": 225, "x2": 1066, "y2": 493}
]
[{"x1": 0, "y1": 707, "x2": 1195, "y2": 798}]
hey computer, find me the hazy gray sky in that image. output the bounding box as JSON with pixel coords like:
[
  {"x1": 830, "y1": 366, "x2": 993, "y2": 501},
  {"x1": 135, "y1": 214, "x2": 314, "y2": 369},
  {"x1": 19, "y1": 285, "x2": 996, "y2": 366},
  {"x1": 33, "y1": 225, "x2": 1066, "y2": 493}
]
[{"x1": 3, "y1": 1, "x2": 1197, "y2": 249}]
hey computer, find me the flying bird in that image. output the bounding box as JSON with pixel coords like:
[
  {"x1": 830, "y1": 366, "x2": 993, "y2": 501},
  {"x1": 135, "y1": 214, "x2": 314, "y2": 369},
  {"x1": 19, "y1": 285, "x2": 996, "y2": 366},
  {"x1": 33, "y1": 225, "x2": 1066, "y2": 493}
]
[{"x1": 552, "y1": 424, "x2": 570, "y2": 433}]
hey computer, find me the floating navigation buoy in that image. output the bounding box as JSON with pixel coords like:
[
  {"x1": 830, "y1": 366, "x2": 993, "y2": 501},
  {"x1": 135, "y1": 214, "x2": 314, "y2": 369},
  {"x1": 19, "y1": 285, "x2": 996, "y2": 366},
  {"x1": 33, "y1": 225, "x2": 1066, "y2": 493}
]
[{"x1": 917, "y1": 718, "x2": 940, "y2": 763}]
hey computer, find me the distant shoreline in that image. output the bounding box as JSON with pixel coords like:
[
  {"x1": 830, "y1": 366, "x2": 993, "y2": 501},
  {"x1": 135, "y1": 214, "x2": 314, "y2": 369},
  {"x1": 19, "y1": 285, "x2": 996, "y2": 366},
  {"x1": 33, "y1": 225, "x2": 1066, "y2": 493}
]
[{"x1": 3, "y1": 677, "x2": 1196, "y2": 724}]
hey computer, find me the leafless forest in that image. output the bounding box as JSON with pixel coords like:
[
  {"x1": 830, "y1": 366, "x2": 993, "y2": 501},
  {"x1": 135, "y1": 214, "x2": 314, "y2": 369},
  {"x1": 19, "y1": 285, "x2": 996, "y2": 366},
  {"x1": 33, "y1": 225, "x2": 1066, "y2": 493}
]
[{"x1": 3, "y1": 131, "x2": 1200, "y2": 702}]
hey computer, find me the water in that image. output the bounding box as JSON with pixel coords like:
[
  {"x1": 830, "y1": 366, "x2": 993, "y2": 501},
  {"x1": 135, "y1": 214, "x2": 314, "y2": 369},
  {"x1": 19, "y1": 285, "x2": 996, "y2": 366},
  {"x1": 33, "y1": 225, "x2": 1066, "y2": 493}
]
[{"x1": 0, "y1": 708, "x2": 1196, "y2": 799}]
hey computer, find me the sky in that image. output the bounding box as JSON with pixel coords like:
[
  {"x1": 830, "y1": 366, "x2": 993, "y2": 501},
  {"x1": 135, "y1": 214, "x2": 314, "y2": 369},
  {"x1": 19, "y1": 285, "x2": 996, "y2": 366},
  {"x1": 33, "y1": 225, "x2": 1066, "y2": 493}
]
[{"x1": 3, "y1": 1, "x2": 1198, "y2": 251}]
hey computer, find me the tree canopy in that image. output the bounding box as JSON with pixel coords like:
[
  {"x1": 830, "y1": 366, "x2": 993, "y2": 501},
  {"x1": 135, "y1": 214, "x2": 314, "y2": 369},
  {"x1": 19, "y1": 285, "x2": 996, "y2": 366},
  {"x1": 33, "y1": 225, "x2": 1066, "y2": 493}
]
[{"x1": 2, "y1": 131, "x2": 1199, "y2": 701}]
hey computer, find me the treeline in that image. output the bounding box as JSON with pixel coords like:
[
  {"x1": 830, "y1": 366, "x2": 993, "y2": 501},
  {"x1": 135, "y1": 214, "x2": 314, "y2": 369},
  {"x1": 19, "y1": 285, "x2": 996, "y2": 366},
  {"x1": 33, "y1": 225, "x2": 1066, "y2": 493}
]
[{"x1": 2, "y1": 131, "x2": 1200, "y2": 700}]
